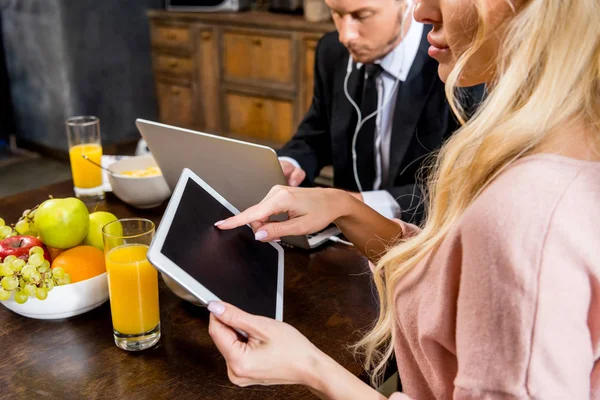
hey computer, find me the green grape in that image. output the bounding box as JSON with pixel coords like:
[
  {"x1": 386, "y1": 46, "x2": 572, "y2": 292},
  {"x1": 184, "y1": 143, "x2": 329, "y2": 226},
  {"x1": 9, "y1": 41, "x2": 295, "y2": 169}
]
[
  {"x1": 29, "y1": 209, "x2": 36, "y2": 219},
  {"x1": 35, "y1": 287, "x2": 48, "y2": 300},
  {"x1": 14, "y1": 290, "x2": 28, "y2": 304},
  {"x1": 30, "y1": 272, "x2": 42, "y2": 283},
  {"x1": 14, "y1": 219, "x2": 30, "y2": 235},
  {"x1": 52, "y1": 267, "x2": 65, "y2": 279},
  {"x1": 58, "y1": 274, "x2": 72, "y2": 286},
  {"x1": 29, "y1": 246, "x2": 44, "y2": 256},
  {"x1": 24, "y1": 284, "x2": 36, "y2": 297},
  {"x1": 1, "y1": 276, "x2": 18, "y2": 291},
  {"x1": 0, "y1": 264, "x2": 13, "y2": 276},
  {"x1": 28, "y1": 253, "x2": 44, "y2": 267},
  {"x1": 21, "y1": 265, "x2": 36, "y2": 280},
  {"x1": 3, "y1": 255, "x2": 16, "y2": 265},
  {"x1": 38, "y1": 263, "x2": 50, "y2": 274},
  {"x1": 46, "y1": 280, "x2": 55, "y2": 291},
  {"x1": 29, "y1": 225, "x2": 38, "y2": 236},
  {"x1": 11, "y1": 258, "x2": 26, "y2": 272},
  {"x1": 0, "y1": 288, "x2": 10, "y2": 301},
  {"x1": 22, "y1": 209, "x2": 31, "y2": 217},
  {"x1": 0, "y1": 217, "x2": 4, "y2": 227},
  {"x1": 0, "y1": 225, "x2": 12, "y2": 238}
]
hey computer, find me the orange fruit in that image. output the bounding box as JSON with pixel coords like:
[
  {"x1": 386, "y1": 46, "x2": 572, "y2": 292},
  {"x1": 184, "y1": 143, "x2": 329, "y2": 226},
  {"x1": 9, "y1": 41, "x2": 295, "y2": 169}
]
[{"x1": 51, "y1": 245, "x2": 106, "y2": 283}]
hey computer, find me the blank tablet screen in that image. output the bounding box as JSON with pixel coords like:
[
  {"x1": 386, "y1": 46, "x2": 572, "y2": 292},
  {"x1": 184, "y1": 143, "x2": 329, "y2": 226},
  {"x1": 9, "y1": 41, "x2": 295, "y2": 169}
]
[{"x1": 160, "y1": 179, "x2": 279, "y2": 319}]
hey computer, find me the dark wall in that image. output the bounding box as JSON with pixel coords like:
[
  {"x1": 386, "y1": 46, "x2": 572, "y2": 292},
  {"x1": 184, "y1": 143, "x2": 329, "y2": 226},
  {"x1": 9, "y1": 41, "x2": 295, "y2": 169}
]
[
  {"x1": 1, "y1": 0, "x2": 163, "y2": 152},
  {"x1": 0, "y1": 12, "x2": 16, "y2": 143}
]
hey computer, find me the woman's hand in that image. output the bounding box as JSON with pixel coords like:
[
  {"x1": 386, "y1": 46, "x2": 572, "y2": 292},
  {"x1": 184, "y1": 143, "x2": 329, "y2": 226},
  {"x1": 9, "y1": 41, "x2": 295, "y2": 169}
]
[
  {"x1": 207, "y1": 302, "x2": 387, "y2": 400},
  {"x1": 214, "y1": 186, "x2": 351, "y2": 242},
  {"x1": 207, "y1": 301, "x2": 321, "y2": 387},
  {"x1": 214, "y1": 185, "x2": 405, "y2": 262}
]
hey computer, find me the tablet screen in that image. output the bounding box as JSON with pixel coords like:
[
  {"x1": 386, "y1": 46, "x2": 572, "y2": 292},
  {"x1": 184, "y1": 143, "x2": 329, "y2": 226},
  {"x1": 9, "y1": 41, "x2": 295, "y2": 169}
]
[{"x1": 160, "y1": 179, "x2": 279, "y2": 319}]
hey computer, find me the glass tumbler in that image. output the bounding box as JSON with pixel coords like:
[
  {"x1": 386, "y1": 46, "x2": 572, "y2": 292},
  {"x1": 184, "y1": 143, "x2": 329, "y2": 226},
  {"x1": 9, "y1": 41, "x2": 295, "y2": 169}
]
[
  {"x1": 66, "y1": 116, "x2": 105, "y2": 201},
  {"x1": 103, "y1": 218, "x2": 160, "y2": 351}
]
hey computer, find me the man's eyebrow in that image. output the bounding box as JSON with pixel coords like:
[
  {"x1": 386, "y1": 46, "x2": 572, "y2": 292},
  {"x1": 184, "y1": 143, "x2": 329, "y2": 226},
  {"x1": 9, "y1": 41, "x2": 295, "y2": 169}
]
[{"x1": 330, "y1": 6, "x2": 376, "y2": 15}]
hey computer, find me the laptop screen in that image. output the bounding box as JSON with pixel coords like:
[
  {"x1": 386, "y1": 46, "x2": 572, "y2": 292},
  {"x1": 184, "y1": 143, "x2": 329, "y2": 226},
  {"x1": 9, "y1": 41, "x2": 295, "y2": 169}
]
[{"x1": 160, "y1": 178, "x2": 280, "y2": 319}]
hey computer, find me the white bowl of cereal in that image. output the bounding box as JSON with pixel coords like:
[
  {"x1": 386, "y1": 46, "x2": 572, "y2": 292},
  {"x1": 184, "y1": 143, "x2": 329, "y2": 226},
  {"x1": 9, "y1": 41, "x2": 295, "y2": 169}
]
[{"x1": 107, "y1": 155, "x2": 172, "y2": 209}]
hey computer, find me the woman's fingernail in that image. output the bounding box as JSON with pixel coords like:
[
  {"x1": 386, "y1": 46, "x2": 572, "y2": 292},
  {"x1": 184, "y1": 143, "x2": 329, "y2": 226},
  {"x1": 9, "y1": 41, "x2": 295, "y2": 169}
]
[
  {"x1": 290, "y1": 180, "x2": 297, "y2": 186},
  {"x1": 208, "y1": 301, "x2": 225, "y2": 315},
  {"x1": 255, "y1": 230, "x2": 268, "y2": 240},
  {"x1": 214, "y1": 220, "x2": 224, "y2": 227}
]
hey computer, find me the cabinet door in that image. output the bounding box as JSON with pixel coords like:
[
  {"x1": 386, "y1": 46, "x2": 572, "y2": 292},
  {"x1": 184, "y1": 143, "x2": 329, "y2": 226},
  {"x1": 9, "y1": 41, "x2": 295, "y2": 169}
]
[
  {"x1": 222, "y1": 30, "x2": 293, "y2": 87},
  {"x1": 194, "y1": 28, "x2": 220, "y2": 133},
  {"x1": 225, "y1": 92, "x2": 293, "y2": 144},
  {"x1": 156, "y1": 82, "x2": 194, "y2": 128}
]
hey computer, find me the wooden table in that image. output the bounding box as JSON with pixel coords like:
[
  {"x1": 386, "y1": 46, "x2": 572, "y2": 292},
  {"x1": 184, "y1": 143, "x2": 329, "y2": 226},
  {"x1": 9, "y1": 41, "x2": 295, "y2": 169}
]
[{"x1": 0, "y1": 181, "x2": 377, "y2": 399}]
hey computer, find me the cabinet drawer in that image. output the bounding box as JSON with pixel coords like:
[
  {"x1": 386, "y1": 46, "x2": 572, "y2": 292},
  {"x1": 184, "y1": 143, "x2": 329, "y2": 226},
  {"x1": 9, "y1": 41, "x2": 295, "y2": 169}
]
[
  {"x1": 154, "y1": 54, "x2": 193, "y2": 79},
  {"x1": 225, "y1": 93, "x2": 293, "y2": 143},
  {"x1": 223, "y1": 31, "x2": 293, "y2": 86},
  {"x1": 151, "y1": 25, "x2": 191, "y2": 49},
  {"x1": 156, "y1": 82, "x2": 194, "y2": 128}
]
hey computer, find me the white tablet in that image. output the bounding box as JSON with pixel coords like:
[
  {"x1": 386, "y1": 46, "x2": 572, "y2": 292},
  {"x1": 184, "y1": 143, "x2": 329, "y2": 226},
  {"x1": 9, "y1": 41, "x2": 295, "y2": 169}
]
[{"x1": 148, "y1": 168, "x2": 284, "y2": 321}]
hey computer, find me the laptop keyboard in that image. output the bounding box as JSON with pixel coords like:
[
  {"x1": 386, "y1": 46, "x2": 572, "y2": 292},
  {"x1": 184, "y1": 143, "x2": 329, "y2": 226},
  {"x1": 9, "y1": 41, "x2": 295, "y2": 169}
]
[{"x1": 307, "y1": 223, "x2": 337, "y2": 239}]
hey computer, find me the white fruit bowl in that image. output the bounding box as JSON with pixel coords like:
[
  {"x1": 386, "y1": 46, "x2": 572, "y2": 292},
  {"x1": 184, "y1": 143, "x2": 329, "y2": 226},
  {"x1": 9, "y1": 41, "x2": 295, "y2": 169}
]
[
  {"x1": 0, "y1": 273, "x2": 109, "y2": 319},
  {"x1": 161, "y1": 273, "x2": 202, "y2": 306},
  {"x1": 107, "y1": 155, "x2": 172, "y2": 209}
]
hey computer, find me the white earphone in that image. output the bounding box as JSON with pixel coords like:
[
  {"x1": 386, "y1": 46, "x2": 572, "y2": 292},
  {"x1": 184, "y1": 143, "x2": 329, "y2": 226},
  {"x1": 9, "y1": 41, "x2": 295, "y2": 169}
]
[{"x1": 343, "y1": 3, "x2": 411, "y2": 193}]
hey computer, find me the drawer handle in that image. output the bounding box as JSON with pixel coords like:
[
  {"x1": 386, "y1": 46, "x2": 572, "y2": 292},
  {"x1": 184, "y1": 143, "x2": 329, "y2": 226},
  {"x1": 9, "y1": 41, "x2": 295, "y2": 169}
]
[
  {"x1": 251, "y1": 39, "x2": 262, "y2": 46},
  {"x1": 169, "y1": 61, "x2": 179, "y2": 69},
  {"x1": 201, "y1": 32, "x2": 212, "y2": 41},
  {"x1": 171, "y1": 88, "x2": 180, "y2": 96},
  {"x1": 254, "y1": 102, "x2": 263, "y2": 109},
  {"x1": 167, "y1": 33, "x2": 178, "y2": 41}
]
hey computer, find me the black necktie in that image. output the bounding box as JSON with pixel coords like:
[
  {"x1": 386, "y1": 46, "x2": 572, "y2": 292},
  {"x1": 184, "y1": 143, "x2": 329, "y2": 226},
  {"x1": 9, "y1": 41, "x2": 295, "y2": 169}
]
[{"x1": 356, "y1": 63, "x2": 383, "y2": 191}]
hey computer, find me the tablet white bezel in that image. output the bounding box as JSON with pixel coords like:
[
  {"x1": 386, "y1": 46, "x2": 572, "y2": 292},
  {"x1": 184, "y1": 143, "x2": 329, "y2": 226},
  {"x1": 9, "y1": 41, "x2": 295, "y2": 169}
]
[{"x1": 148, "y1": 167, "x2": 284, "y2": 321}]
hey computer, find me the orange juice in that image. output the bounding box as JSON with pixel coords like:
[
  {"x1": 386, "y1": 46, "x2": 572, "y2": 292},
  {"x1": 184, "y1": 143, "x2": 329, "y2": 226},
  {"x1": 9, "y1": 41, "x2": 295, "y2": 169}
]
[
  {"x1": 68, "y1": 143, "x2": 103, "y2": 188},
  {"x1": 106, "y1": 244, "x2": 159, "y2": 335}
]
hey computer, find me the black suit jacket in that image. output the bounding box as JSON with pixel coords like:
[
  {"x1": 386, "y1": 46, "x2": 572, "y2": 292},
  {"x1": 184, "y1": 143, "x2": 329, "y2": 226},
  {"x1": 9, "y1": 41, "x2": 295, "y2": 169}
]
[{"x1": 278, "y1": 28, "x2": 484, "y2": 224}]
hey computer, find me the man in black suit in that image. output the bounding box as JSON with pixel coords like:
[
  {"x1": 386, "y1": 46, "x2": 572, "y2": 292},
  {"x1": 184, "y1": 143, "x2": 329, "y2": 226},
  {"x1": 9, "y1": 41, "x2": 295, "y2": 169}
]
[{"x1": 277, "y1": 0, "x2": 482, "y2": 224}]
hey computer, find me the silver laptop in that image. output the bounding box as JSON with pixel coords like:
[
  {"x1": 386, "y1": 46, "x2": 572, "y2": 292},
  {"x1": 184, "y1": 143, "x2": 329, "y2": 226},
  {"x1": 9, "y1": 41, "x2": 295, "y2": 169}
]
[{"x1": 135, "y1": 119, "x2": 339, "y2": 249}]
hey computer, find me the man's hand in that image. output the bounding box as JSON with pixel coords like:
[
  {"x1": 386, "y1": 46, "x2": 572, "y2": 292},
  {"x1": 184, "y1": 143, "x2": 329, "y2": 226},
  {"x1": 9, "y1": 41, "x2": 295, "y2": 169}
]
[{"x1": 280, "y1": 161, "x2": 306, "y2": 187}]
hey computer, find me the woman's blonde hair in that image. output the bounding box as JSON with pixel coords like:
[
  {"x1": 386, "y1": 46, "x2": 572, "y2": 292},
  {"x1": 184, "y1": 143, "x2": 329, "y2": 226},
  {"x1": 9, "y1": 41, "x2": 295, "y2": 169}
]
[{"x1": 357, "y1": 0, "x2": 600, "y2": 386}]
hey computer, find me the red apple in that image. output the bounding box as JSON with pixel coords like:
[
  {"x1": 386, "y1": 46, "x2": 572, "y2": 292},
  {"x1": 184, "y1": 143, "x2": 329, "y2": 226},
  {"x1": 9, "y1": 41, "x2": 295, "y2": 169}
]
[{"x1": 0, "y1": 236, "x2": 51, "y2": 262}]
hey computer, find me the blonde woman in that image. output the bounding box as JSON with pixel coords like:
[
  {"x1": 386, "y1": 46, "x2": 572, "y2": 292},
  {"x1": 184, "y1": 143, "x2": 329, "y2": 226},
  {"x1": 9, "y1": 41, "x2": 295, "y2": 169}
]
[{"x1": 208, "y1": 0, "x2": 600, "y2": 397}]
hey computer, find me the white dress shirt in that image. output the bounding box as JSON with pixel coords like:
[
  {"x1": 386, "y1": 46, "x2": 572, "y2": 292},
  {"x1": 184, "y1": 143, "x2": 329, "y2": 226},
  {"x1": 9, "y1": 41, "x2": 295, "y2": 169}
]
[{"x1": 281, "y1": 18, "x2": 423, "y2": 219}]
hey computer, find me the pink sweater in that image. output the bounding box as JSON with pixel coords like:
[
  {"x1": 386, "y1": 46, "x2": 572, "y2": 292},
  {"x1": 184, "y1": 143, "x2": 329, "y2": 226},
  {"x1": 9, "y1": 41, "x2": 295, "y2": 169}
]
[{"x1": 388, "y1": 154, "x2": 600, "y2": 399}]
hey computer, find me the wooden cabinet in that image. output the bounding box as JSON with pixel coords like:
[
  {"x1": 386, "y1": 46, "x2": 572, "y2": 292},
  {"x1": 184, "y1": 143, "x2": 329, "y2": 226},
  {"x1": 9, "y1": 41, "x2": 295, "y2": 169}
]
[
  {"x1": 155, "y1": 81, "x2": 194, "y2": 127},
  {"x1": 222, "y1": 30, "x2": 294, "y2": 87},
  {"x1": 225, "y1": 92, "x2": 294, "y2": 143},
  {"x1": 151, "y1": 24, "x2": 192, "y2": 50},
  {"x1": 194, "y1": 27, "x2": 220, "y2": 133},
  {"x1": 153, "y1": 54, "x2": 193, "y2": 79},
  {"x1": 148, "y1": 11, "x2": 333, "y2": 147}
]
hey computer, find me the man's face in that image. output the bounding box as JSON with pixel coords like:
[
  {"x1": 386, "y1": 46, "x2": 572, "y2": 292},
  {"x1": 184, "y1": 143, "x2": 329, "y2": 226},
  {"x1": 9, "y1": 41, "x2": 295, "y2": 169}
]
[{"x1": 326, "y1": 0, "x2": 406, "y2": 64}]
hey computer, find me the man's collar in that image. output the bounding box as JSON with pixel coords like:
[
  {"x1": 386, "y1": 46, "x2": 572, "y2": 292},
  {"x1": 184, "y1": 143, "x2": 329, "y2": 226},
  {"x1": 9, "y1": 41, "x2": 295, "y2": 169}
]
[{"x1": 356, "y1": 18, "x2": 424, "y2": 82}]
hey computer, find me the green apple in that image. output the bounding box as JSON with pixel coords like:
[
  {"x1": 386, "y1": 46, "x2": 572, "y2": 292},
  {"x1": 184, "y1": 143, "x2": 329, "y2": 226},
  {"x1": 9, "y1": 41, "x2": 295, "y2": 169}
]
[
  {"x1": 83, "y1": 211, "x2": 121, "y2": 250},
  {"x1": 34, "y1": 198, "x2": 90, "y2": 249}
]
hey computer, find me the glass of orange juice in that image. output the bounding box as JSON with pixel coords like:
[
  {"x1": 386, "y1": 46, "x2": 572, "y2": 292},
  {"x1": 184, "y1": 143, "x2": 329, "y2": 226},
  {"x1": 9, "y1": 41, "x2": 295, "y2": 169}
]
[
  {"x1": 66, "y1": 116, "x2": 105, "y2": 201},
  {"x1": 102, "y1": 218, "x2": 160, "y2": 351}
]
